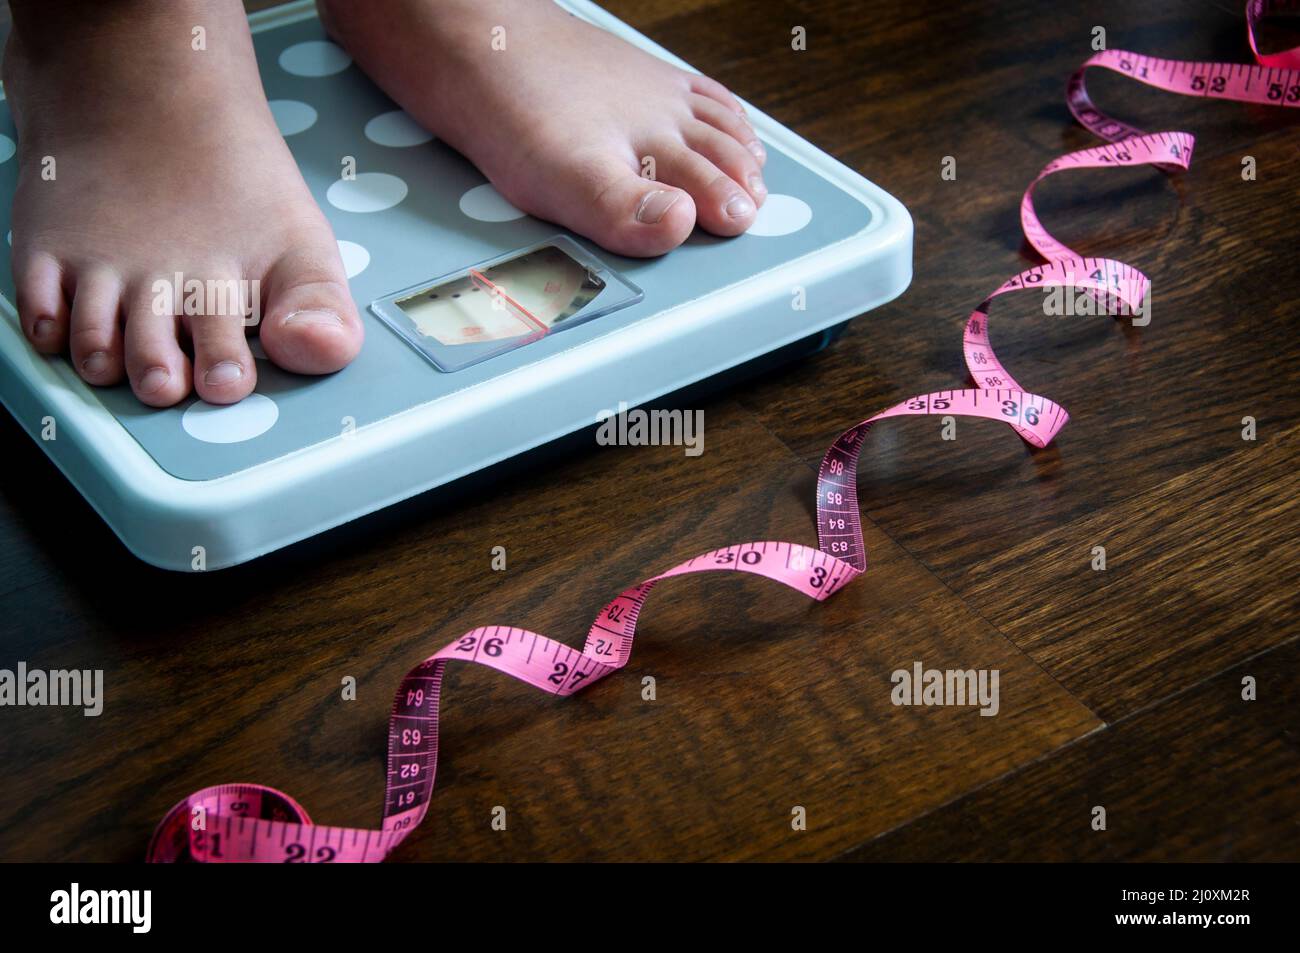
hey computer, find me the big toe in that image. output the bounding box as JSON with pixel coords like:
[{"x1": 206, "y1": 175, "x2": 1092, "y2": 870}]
[
  {"x1": 258, "y1": 244, "x2": 364, "y2": 375},
  {"x1": 507, "y1": 148, "x2": 698, "y2": 258}
]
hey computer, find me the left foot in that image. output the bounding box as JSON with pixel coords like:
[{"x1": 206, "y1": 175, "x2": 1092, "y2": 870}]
[{"x1": 319, "y1": 0, "x2": 767, "y2": 257}]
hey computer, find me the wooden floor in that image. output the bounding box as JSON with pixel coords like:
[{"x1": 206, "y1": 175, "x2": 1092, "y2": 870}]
[{"x1": 0, "y1": 0, "x2": 1297, "y2": 861}]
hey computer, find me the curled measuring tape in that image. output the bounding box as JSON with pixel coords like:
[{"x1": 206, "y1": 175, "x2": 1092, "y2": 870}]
[{"x1": 148, "y1": 2, "x2": 1300, "y2": 862}]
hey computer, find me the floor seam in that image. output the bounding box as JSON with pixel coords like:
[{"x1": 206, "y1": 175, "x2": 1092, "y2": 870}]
[
  {"x1": 830, "y1": 634, "x2": 1300, "y2": 860},
  {"x1": 732, "y1": 389, "x2": 1109, "y2": 723}
]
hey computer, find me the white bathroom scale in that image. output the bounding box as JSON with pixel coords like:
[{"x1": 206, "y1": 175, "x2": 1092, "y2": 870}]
[{"x1": 0, "y1": 0, "x2": 912, "y2": 571}]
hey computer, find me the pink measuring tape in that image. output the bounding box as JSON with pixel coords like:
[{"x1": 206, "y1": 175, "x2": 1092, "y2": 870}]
[{"x1": 148, "y1": 2, "x2": 1300, "y2": 862}]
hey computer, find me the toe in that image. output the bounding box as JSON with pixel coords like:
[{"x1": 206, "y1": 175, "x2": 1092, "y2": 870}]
[
  {"x1": 14, "y1": 250, "x2": 70, "y2": 354},
  {"x1": 683, "y1": 121, "x2": 767, "y2": 207},
  {"x1": 124, "y1": 284, "x2": 192, "y2": 407},
  {"x1": 68, "y1": 268, "x2": 125, "y2": 386},
  {"x1": 507, "y1": 148, "x2": 697, "y2": 258},
  {"x1": 258, "y1": 243, "x2": 363, "y2": 375},
  {"x1": 648, "y1": 139, "x2": 756, "y2": 237},
  {"x1": 183, "y1": 275, "x2": 257, "y2": 405},
  {"x1": 689, "y1": 74, "x2": 749, "y2": 123},
  {"x1": 691, "y1": 94, "x2": 766, "y2": 167}
]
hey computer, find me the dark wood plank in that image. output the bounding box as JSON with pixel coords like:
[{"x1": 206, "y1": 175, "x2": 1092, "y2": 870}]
[
  {"x1": 724, "y1": 0, "x2": 1300, "y2": 718},
  {"x1": 956, "y1": 421, "x2": 1300, "y2": 718},
  {"x1": 0, "y1": 398, "x2": 1098, "y2": 861},
  {"x1": 842, "y1": 637, "x2": 1300, "y2": 861},
  {"x1": 0, "y1": 0, "x2": 1295, "y2": 862}
]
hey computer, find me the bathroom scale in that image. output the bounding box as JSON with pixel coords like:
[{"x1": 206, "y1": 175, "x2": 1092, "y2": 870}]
[{"x1": 0, "y1": 0, "x2": 912, "y2": 571}]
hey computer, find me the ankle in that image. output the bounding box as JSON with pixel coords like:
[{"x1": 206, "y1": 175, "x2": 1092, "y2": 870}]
[
  {"x1": 8, "y1": 0, "x2": 247, "y2": 62},
  {"x1": 3, "y1": 0, "x2": 263, "y2": 146}
]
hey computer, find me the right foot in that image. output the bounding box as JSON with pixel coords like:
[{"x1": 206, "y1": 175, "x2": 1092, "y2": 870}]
[
  {"x1": 5, "y1": 0, "x2": 364, "y2": 406},
  {"x1": 319, "y1": 0, "x2": 768, "y2": 258}
]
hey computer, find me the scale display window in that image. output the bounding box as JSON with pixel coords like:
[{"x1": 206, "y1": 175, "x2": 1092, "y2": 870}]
[{"x1": 371, "y1": 237, "x2": 644, "y2": 372}]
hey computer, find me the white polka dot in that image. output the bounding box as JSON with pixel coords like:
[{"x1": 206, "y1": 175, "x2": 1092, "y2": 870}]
[
  {"x1": 364, "y1": 109, "x2": 434, "y2": 147},
  {"x1": 0, "y1": 135, "x2": 14, "y2": 163},
  {"x1": 326, "y1": 172, "x2": 408, "y2": 213},
  {"x1": 458, "y1": 183, "x2": 525, "y2": 222},
  {"x1": 279, "y1": 40, "x2": 351, "y2": 77},
  {"x1": 268, "y1": 99, "x2": 318, "y2": 136},
  {"x1": 747, "y1": 193, "x2": 813, "y2": 237},
  {"x1": 337, "y1": 239, "x2": 371, "y2": 278},
  {"x1": 5, "y1": 231, "x2": 10, "y2": 247},
  {"x1": 182, "y1": 394, "x2": 279, "y2": 443}
]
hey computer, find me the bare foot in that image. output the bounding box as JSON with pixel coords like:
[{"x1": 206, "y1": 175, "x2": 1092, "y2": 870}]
[
  {"x1": 5, "y1": 0, "x2": 363, "y2": 406},
  {"x1": 319, "y1": 0, "x2": 767, "y2": 257}
]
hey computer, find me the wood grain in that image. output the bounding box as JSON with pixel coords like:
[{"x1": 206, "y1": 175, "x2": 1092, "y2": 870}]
[
  {"x1": 728, "y1": 0, "x2": 1300, "y2": 720},
  {"x1": 841, "y1": 638, "x2": 1300, "y2": 861},
  {"x1": 0, "y1": 397, "x2": 1100, "y2": 861},
  {"x1": 0, "y1": 0, "x2": 1296, "y2": 861}
]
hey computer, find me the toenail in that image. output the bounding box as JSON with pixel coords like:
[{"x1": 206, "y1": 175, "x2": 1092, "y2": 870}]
[
  {"x1": 138, "y1": 366, "x2": 171, "y2": 395},
  {"x1": 725, "y1": 193, "x2": 755, "y2": 218},
  {"x1": 34, "y1": 318, "x2": 56, "y2": 339},
  {"x1": 81, "y1": 351, "x2": 111, "y2": 377},
  {"x1": 748, "y1": 174, "x2": 767, "y2": 196},
  {"x1": 284, "y1": 309, "x2": 344, "y2": 328},
  {"x1": 747, "y1": 140, "x2": 765, "y2": 160},
  {"x1": 636, "y1": 189, "x2": 681, "y2": 225},
  {"x1": 204, "y1": 361, "x2": 245, "y2": 386}
]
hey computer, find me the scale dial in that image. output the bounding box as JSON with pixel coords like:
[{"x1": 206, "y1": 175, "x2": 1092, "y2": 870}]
[{"x1": 397, "y1": 246, "x2": 605, "y2": 345}]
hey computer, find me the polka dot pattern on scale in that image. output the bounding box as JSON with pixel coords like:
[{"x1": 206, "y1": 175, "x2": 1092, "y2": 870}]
[
  {"x1": 746, "y1": 193, "x2": 813, "y2": 237},
  {"x1": 327, "y1": 172, "x2": 408, "y2": 213},
  {"x1": 278, "y1": 40, "x2": 351, "y2": 77},
  {"x1": 268, "y1": 99, "x2": 318, "y2": 136},
  {"x1": 365, "y1": 110, "x2": 434, "y2": 147},
  {"x1": 337, "y1": 239, "x2": 371, "y2": 278},
  {"x1": 182, "y1": 394, "x2": 279, "y2": 444},
  {"x1": 458, "y1": 183, "x2": 526, "y2": 222},
  {"x1": 0, "y1": 135, "x2": 14, "y2": 163}
]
